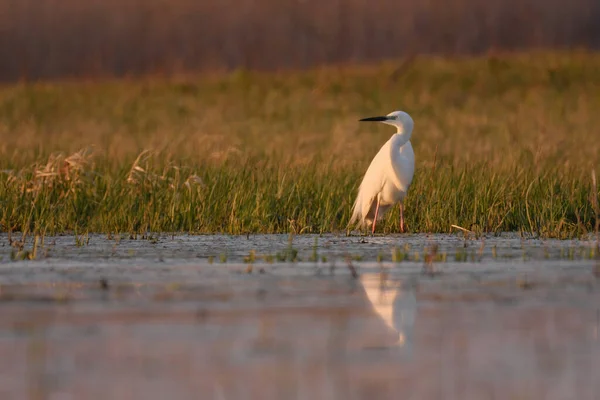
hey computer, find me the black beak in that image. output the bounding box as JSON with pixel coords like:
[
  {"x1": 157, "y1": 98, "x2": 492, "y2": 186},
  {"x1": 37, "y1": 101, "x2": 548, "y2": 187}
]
[{"x1": 359, "y1": 116, "x2": 389, "y2": 122}]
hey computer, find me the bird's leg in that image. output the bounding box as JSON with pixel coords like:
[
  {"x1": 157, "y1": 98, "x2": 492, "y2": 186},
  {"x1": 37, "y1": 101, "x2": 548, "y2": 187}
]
[
  {"x1": 399, "y1": 203, "x2": 405, "y2": 233},
  {"x1": 372, "y1": 198, "x2": 381, "y2": 235}
]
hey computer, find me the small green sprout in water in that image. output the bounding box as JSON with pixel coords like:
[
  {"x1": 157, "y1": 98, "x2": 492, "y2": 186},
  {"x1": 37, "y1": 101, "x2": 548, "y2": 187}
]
[
  {"x1": 11, "y1": 249, "x2": 31, "y2": 261},
  {"x1": 321, "y1": 255, "x2": 328, "y2": 263},
  {"x1": 279, "y1": 233, "x2": 299, "y2": 262},
  {"x1": 264, "y1": 254, "x2": 274, "y2": 263},
  {"x1": 492, "y1": 245, "x2": 497, "y2": 259},
  {"x1": 208, "y1": 256, "x2": 214, "y2": 264},
  {"x1": 276, "y1": 248, "x2": 298, "y2": 262},
  {"x1": 32, "y1": 235, "x2": 39, "y2": 260},
  {"x1": 424, "y1": 244, "x2": 440, "y2": 269},
  {"x1": 219, "y1": 253, "x2": 227, "y2": 263},
  {"x1": 309, "y1": 237, "x2": 319, "y2": 263},
  {"x1": 455, "y1": 249, "x2": 468, "y2": 262},
  {"x1": 244, "y1": 250, "x2": 256, "y2": 263},
  {"x1": 391, "y1": 247, "x2": 406, "y2": 263},
  {"x1": 289, "y1": 248, "x2": 299, "y2": 262},
  {"x1": 25, "y1": 250, "x2": 36, "y2": 260},
  {"x1": 75, "y1": 231, "x2": 90, "y2": 247}
]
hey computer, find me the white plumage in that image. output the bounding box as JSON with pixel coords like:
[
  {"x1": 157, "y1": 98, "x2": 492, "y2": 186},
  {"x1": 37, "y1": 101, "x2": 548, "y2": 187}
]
[{"x1": 350, "y1": 111, "x2": 415, "y2": 234}]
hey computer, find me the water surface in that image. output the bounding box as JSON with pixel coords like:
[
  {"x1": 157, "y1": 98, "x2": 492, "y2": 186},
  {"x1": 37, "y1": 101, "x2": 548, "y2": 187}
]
[{"x1": 0, "y1": 233, "x2": 598, "y2": 399}]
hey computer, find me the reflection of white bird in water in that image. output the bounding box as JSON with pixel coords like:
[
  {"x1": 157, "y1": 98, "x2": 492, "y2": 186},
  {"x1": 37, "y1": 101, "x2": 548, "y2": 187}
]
[
  {"x1": 350, "y1": 111, "x2": 415, "y2": 234},
  {"x1": 359, "y1": 274, "x2": 417, "y2": 349}
]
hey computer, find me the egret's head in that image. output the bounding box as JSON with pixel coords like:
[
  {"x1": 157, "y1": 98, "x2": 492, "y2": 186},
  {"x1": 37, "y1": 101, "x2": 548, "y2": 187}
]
[{"x1": 359, "y1": 110, "x2": 414, "y2": 135}]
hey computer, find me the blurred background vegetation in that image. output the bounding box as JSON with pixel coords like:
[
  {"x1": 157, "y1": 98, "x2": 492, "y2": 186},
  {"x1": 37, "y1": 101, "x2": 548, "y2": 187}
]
[{"x1": 1, "y1": 0, "x2": 600, "y2": 81}]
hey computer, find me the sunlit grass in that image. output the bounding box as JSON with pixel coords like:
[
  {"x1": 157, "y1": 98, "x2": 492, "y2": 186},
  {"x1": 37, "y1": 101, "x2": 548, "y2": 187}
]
[{"x1": 0, "y1": 51, "x2": 599, "y2": 237}]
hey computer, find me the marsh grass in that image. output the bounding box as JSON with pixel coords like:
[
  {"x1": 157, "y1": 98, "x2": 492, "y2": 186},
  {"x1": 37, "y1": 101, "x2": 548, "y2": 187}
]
[{"x1": 0, "y1": 52, "x2": 599, "y2": 237}]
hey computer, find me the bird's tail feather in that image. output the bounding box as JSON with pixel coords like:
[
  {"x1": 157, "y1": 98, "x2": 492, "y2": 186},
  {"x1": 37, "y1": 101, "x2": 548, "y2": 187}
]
[
  {"x1": 349, "y1": 185, "x2": 373, "y2": 230},
  {"x1": 349, "y1": 192, "x2": 363, "y2": 229}
]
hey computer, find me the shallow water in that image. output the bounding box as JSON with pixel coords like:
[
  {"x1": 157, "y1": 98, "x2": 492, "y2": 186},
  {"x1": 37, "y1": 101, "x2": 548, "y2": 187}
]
[{"x1": 0, "y1": 233, "x2": 599, "y2": 399}]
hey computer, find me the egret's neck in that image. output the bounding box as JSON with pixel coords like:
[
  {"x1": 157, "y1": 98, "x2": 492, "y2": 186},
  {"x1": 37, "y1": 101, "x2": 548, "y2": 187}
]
[{"x1": 392, "y1": 125, "x2": 412, "y2": 148}]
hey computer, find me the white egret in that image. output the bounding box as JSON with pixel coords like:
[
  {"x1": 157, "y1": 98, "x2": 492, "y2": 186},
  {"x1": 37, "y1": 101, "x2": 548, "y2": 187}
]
[{"x1": 350, "y1": 110, "x2": 415, "y2": 234}]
